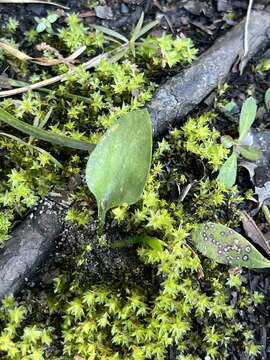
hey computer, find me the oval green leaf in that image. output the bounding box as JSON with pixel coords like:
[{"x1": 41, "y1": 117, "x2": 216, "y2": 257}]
[
  {"x1": 217, "y1": 151, "x2": 237, "y2": 189},
  {"x1": 238, "y1": 97, "x2": 257, "y2": 141},
  {"x1": 36, "y1": 22, "x2": 46, "y2": 33},
  {"x1": 86, "y1": 109, "x2": 152, "y2": 230},
  {"x1": 238, "y1": 145, "x2": 262, "y2": 161},
  {"x1": 192, "y1": 222, "x2": 270, "y2": 268}
]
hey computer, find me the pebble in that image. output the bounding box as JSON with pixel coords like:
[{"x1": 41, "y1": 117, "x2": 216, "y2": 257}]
[
  {"x1": 95, "y1": 5, "x2": 114, "y2": 19},
  {"x1": 120, "y1": 3, "x2": 129, "y2": 14}
]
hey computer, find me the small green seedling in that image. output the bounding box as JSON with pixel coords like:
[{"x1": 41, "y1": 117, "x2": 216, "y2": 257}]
[
  {"x1": 92, "y1": 12, "x2": 159, "y2": 60},
  {"x1": 86, "y1": 109, "x2": 152, "y2": 233},
  {"x1": 192, "y1": 222, "x2": 270, "y2": 268},
  {"x1": 218, "y1": 97, "x2": 261, "y2": 188},
  {"x1": 34, "y1": 11, "x2": 59, "y2": 34}
]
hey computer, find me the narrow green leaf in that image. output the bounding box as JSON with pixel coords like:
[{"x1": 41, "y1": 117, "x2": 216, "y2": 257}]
[
  {"x1": 192, "y1": 222, "x2": 270, "y2": 268},
  {"x1": 130, "y1": 12, "x2": 144, "y2": 43},
  {"x1": 91, "y1": 24, "x2": 128, "y2": 43},
  {"x1": 137, "y1": 19, "x2": 159, "y2": 39},
  {"x1": 113, "y1": 235, "x2": 164, "y2": 251},
  {"x1": 86, "y1": 109, "x2": 152, "y2": 231},
  {"x1": 238, "y1": 97, "x2": 257, "y2": 141},
  {"x1": 262, "y1": 205, "x2": 270, "y2": 227},
  {"x1": 238, "y1": 145, "x2": 262, "y2": 161},
  {"x1": 217, "y1": 151, "x2": 237, "y2": 188},
  {"x1": 0, "y1": 107, "x2": 94, "y2": 151},
  {"x1": 265, "y1": 88, "x2": 270, "y2": 111}
]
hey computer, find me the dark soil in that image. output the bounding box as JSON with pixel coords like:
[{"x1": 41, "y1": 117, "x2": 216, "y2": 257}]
[{"x1": 1, "y1": 1, "x2": 270, "y2": 359}]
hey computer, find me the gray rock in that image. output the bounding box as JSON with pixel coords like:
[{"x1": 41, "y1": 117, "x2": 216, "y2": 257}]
[{"x1": 95, "y1": 5, "x2": 114, "y2": 20}]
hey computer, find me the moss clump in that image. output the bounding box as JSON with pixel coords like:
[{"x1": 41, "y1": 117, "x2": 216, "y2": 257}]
[
  {"x1": 0, "y1": 13, "x2": 197, "y2": 245},
  {"x1": 0, "y1": 113, "x2": 262, "y2": 359}
]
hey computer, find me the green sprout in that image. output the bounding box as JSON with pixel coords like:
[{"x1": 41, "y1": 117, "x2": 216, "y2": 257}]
[
  {"x1": 34, "y1": 11, "x2": 59, "y2": 34},
  {"x1": 217, "y1": 97, "x2": 261, "y2": 188}
]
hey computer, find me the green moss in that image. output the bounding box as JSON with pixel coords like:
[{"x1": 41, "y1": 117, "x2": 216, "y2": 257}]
[
  {"x1": 0, "y1": 112, "x2": 262, "y2": 359},
  {"x1": 0, "y1": 13, "x2": 263, "y2": 360}
]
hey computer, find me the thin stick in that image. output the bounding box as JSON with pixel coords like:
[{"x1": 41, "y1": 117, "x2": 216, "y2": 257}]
[
  {"x1": 0, "y1": 47, "x2": 126, "y2": 97},
  {"x1": 243, "y1": 0, "x2": 254, "y2": 58},
  {"x1": 0, "y1": 0, "x2": 69, "y2": 9}
]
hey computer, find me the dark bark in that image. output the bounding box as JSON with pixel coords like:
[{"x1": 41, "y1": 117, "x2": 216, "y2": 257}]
[
  {"x1": 147, "y1": 10, "x2": 270, "y2": 137},
  {"x1": 0, "y1": 189, "x2": 70, "y2": 299},
  {"x1": 1, "y1": 9, "x2": 270, "y2": 299}
]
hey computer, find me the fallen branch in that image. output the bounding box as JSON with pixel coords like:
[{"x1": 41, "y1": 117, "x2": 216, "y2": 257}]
[
  {"x1": 1, "y1": 10, "x2": 270, "y2": 299},
  {"x1": 147, "y1": 10, "x2": 270, "y2": 137}
]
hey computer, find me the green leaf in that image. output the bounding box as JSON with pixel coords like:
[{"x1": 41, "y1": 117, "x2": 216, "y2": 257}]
[
  {"x1": 91, "y1": 24, "x2": 128, "y2": 43},
  {"x1": 0, "y1": 107, "x2": 94, "y2": 152},
  {"x1": 238, "y1": 145, "x2": 262, "y2": 161},
  {"x1": 130, "y1": 12, "x2": 144, "y2": 43},
  {"x1": 36, "y1": 22, "x2": 46, "y2": 33},
  {"x1": 47, "y1": 13, "x2": 58, "y2": 23},
  {"x1": 217, "y1": 151, "x2": 237, "y2": 188},
  {"x1": 137, "y1": 19, "x2": 160, "y2": 39},
  {"x1": 265, "y1": 88, "x2": 270, "y2": 111},
  {"x1": 192, "y1": 222, "x2": 270, "y2": 268},
  {"x1": 221, "y1": 135, "x2": 234, "y2": 149},
  {"x1": 86, "y1": 109, "x2": 152, "y2": 231},
  {"x1": 113, "y1": 235, "x2": 165, "y2": 251},
  {"x1": 238, "y1": 97, "x2": 257, "y2": 141},
  {"x1": 223, "y1": 101, "x2": 236, "y2": 112},
  {"x1": 262, "y1": 204, "x2": 270, "y2": 227}
]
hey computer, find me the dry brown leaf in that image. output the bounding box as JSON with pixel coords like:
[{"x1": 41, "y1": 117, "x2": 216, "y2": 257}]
[{"x1": 241, "y1": 210, "x2": 270, "y2": 256}]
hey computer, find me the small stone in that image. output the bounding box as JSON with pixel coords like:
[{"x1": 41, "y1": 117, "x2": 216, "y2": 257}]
[
  {"x1": 95, "y1": 5, "x2": 114, "y2": 19},
  {"x1": 120, "y1": 3, "x2": 129, "y2": 14},
  {"x1": 217, "y1": 0, "x2": 232, "y2": 12}
]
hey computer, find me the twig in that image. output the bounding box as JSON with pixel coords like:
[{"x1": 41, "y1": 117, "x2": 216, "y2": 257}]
[
  {"x1": 0, "y1": 0, "x2": 69, "y2": 9},
  {"x1": 0, "y1": 47, "x2": 126, "y2": 97}
]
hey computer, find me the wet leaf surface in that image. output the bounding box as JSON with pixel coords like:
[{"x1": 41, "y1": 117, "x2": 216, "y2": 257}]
[{"x1": 192, "y1": 222, "x2": 270, "y2": 268}]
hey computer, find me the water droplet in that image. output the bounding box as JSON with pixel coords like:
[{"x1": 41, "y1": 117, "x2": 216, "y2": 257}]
[
  {"x1": 210, "y1": 224, "x2": 215, "y2": 229},
  {"x1": 245, "y1": 246, "x2": 251, "y2": 253},
  {"x1": 220, "y1": 231, "x2": 225, "y2": 236},
  {"x1": 242, "y1": 254, "x2": 249, "y2": 261}
]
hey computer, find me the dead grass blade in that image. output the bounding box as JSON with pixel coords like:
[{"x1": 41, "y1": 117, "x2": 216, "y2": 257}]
[
  {"x1": 0, "y1": 0, "x2": 69, "y2": 9},
  {"x1": 0, "y1": 41, "x2": 86, "y2": 66},
  {"x1": 241, "y1": 210, "x2": 270, "y2": 256},
  {"x1": 0, "y1": 42, "x2": 32, "y2": 61},
  {"x1": 0, "y1": 46, "x2": 126, "y2": 97}
]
